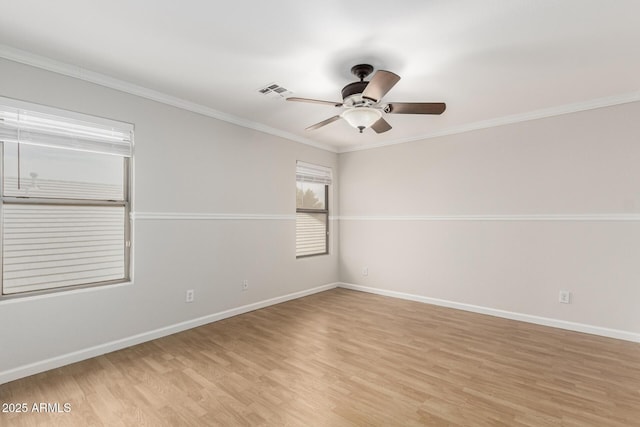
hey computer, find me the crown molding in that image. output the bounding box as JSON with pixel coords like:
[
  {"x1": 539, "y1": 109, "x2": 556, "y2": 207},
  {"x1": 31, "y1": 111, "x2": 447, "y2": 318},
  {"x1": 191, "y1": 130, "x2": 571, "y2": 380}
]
[
  {"x1": 0, "y1": 44, "x2": 337, "y2": 153},
  {"x1": 3, "y1": 43, "x2": 639, "y2": 155},
  {"x1": 337, "y1": 91, "x2": 640, "y2": 153}
]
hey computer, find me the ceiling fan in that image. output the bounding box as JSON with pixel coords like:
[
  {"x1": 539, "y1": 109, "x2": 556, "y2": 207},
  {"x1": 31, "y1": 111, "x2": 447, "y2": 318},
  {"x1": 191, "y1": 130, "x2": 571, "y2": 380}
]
[{"x1": 287, "y1": 64, "x2": 446, "y2": 134}]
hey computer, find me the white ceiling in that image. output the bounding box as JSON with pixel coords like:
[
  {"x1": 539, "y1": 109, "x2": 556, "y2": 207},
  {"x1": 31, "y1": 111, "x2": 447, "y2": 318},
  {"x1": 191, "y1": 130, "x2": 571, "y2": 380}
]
[{"x1": 1, "y1": 0, "x2": 639, "y2": 152}]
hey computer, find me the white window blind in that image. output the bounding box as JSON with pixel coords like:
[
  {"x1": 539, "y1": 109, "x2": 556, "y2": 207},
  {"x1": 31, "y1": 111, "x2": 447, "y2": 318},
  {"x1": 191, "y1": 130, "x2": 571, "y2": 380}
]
[
  {"x1": 0, "y1": 97, "x2": 132, "y2": 296},
  {"x1": 296, "y1": 161, "x2": 332, "y2": 185},
  {"x1": 2, "y1": 205, "x2": 126, "y2": 294},
  {"x1": 0, "y1": 98, "x2": 132, "y2": 157},
  {"x1": 296, "y1": 212, "x2": 328, "y2": 257},
  {"x1": 296, "y1": 161, "x2": 330, "y2": 257}
]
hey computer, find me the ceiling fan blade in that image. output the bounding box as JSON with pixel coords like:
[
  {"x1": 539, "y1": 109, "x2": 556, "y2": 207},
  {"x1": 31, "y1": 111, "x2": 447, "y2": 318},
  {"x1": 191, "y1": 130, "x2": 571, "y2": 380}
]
[
  {"x1": 306, "y1": 115, "x2": 341, "y2": 131},
  {"x1": 385, "y1": 102, "x2": 446, "y2": 114},
  {"x1": 362, "y1": 70, "x2": 400, "y2": 102},
  {"x1": 287, "y1": 97, "x2": 343, "y2": 107},
  {"x1": 371, "y1": 117, "x2": 392, "y2": 134}
]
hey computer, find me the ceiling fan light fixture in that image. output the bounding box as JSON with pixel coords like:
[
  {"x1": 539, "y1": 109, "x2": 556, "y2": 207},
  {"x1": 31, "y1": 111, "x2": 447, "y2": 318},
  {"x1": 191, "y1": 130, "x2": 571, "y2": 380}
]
[{"x1": 341, "y1": 107, "x2": 382, "y2": 133}]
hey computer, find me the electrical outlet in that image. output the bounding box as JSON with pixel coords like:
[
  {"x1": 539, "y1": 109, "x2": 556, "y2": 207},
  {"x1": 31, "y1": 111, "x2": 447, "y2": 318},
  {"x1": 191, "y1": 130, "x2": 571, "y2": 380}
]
[
  {"x1": 559, "y1": 290, "x2": 571, "y2": 304},
  {"x1": 362, "y1": 267, "x2": 369, "y2": 276},
  {"x1": 185, "y1": 289, "x2": 195, "y2": 303},
  {"x1": 242, "y1": 280, "x2": 249, "y2": 291}
]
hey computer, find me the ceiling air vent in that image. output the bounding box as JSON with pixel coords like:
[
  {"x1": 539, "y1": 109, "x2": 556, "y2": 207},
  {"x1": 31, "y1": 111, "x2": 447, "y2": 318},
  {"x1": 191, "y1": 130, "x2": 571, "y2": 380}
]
[{"x1": 257, "y1": 83, "x2": 292, "y2": 99}]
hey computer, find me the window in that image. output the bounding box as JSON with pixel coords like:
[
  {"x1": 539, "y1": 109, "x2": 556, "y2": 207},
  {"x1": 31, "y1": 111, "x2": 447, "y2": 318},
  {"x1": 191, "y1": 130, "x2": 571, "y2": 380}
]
[
  {"x1": 0, "y1": 97, "x2": 133, "y2": 296},
  {"x1": 296, "y1": 161, "x2": 331, "y2": 257}
]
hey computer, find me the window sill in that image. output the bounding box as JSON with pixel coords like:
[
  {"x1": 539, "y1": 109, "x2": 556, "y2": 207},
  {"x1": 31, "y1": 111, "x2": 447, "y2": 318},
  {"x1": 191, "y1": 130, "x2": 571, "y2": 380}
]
[{"x1": 0, "y1": 280, "x2": 134, "y2": 304}]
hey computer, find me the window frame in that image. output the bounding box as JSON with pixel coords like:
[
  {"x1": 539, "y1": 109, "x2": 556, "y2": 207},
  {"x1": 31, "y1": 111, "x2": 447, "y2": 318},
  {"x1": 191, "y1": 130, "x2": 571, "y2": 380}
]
[
  {"x1": 296, "y1": 183, "x2": 329, "y2": 259},
  {"x1": 0, "y1": 100, "x2": 133, "y2": 298}
]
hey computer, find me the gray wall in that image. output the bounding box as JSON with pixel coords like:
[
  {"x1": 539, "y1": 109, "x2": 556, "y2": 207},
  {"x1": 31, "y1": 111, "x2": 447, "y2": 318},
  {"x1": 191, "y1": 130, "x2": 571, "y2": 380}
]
[
  {"x1": 339, "y1": 102, "x2": 640, "y2": 335},
  {"x1": 0, "y1": 58, "x2": 339, "y2": 380}
]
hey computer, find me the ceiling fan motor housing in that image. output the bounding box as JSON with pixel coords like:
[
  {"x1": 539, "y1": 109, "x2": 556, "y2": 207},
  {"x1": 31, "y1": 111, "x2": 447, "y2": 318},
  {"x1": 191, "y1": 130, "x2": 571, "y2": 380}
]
[
  {"x1": 341, "y1": 81, "x2": 369, "y2": 103},
  {"x1": 342, "y1": 64, "x2": 382, "y2": 107}
]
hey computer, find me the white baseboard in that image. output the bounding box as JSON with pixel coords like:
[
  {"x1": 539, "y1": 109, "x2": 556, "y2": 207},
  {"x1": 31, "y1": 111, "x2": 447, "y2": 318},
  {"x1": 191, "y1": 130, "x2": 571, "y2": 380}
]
[
  {"x1": 5, "y1": 281, "x2": 636, "y2": 385},
  {"x1": 0, "y1": 283, "x2": 339, "y2": 385},
  {"x1": 338, "y1": 283, "x2": 640, "y2": 343}
]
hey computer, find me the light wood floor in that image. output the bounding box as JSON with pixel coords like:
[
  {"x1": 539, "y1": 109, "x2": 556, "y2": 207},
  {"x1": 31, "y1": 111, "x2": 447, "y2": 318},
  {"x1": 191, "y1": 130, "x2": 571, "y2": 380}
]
[{"x1": 1, "y1": 288, "x2": 639, "y2": 426}]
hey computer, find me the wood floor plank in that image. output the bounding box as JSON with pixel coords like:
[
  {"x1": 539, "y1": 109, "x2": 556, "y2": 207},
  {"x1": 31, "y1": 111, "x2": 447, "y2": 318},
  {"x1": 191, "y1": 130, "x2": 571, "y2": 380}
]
[{"x1": 1, "y1": 288, "x2": 639, "y2": 426}]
